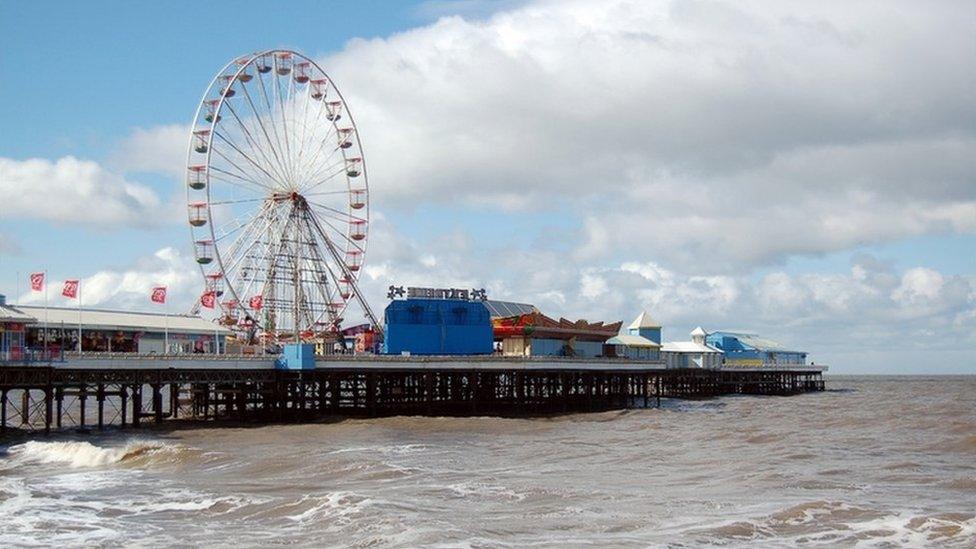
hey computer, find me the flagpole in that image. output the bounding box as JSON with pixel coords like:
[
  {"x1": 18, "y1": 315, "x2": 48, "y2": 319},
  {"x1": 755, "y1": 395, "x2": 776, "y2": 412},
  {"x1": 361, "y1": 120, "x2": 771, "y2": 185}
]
[
  {"x1": 77, "y1": 282, "x2": 82, "y2": 353},
  {"x1": 165, "y1": 302, "x2": 169, "y2": 355},
  {"x1": 43, "y1": 270, "x2": 48, "y2": 360}
]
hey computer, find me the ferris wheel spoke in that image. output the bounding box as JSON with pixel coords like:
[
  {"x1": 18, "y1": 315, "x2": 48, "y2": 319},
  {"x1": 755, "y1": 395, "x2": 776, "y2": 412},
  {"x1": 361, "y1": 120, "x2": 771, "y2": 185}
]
[
  {"x1": 225, "y1": 213, "x2": 286, "y2": 313},
  {"x1": 302, "y1": 161, "x2": 349, "y2": 195},
  {"x1": 212, "y1": 130, "x2": 283, "y2": 190},
  {"x1": 222, "y1": 100, "x2": 291, "y2": 186},
  {"x1": 239, "y1": 80, "x2": 292, "y2": 186},
  {"x1": 208, "y1": 163, "x2": 274, "y2": 195},
  {"x1": 208, "y1": 197, "x2": 268, "y2": 206},
  {"x1": 230, "y1": 211, "x2": 284, "y2": 306},
  {"x1": 309, "y1": 208, "x2": 366, "y2": 239},
  {"x1": 273, "y1": 64, "x2": 294, "y2": 186},
  {"x1": 209, "y1": 144, "x2": 278, "y2": 193},
  {"x1": 286, "y1": 71, "x2": 310, "y2": 183},
  {"x1": 256, "y1": 68, "x2": 293, "y2": 187},
  {"x1": 306, "y1": 209, "x2": 382, "y2": 330},
  {"x1": 223, "y1": 236, "x2": 266, "y2": 286},
  {"x1": 302, "y1": 189, "x2": 354, "y2": 198},
  {"x1": 307, "y1": 200, "x2": 365, "y2": 223},
  {"x1": 212, "y1": 203, "x2": 267, "y2": 243},
  {"x1": 215, "y1": 209, "x2": 272, "y2": 273},
  {"x1": 292, "y1": 82, "x2": 317, "y2": 181},
  {"x1": 292, "y1": 90, "x2": 331, "y2": 181},
  {"x1": 296, "y1": 144, "x2": 341, "y2": 191},
  {"x1": 303, "y1": 154, "x2": 348, "y2": 189},
  {"x1": 309, "y1": 208, "x2": 366, "y2": 254},
  {"x1": 295, "y1": 128, "x2": 342, "y2": 189}
]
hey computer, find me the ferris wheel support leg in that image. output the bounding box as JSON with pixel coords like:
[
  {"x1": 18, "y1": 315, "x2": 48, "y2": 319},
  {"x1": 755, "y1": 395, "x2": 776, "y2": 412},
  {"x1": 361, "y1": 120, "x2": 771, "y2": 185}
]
[{"x1": 308, "y1": 213, "x2": 383, "y2": 337}]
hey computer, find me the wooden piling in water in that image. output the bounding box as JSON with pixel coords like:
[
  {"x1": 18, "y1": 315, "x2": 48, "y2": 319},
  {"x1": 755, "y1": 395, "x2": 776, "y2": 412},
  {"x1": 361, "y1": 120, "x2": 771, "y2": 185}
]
[{"x1": 0, "y1": 364, "x2": 824, "y2": 434}]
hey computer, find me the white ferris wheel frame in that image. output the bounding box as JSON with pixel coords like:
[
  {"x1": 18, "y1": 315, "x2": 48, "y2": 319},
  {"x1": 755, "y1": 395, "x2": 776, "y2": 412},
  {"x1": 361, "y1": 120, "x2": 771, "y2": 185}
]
[{"x1": 184, "y1": 49, "x2": 379, "y2": 341}]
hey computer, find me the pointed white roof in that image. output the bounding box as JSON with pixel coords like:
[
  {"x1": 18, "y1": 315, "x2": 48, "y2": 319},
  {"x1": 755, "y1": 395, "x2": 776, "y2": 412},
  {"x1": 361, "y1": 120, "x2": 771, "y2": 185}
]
[
  {"x1": 690, "y1": 326, "x2": 707, "y2": 337},
  {"x1": 627, "y1": 311, "x2": 660, "y2": 330},
  {"x1": 606, "y1": 334, "x2": 661, "y2": 348}
]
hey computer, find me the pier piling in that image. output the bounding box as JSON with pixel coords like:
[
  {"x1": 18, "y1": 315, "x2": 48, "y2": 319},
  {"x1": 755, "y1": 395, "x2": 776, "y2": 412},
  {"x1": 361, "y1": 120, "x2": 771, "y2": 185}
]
[{"x1": 0, "y1": 363, "x2": 825, "y2": 434}]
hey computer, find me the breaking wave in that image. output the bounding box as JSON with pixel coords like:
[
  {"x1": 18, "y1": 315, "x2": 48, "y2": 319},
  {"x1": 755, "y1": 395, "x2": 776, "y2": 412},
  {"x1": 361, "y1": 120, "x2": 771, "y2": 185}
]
[
  {"x1": 1, "y1": 376, "x2": 973, "y2": 547},
  {"x1": 693, "y1": 501, "x2": 976, "y2": 546},
  {"x1": 5, "y1": 440, "x2": 185, "y2": 469}
]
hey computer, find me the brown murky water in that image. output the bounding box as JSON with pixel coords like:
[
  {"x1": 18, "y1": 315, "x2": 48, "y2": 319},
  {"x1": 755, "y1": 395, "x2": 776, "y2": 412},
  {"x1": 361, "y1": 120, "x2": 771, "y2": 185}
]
[{"x1": 1, "y1": 376, "x2": 974, "y2": 547}]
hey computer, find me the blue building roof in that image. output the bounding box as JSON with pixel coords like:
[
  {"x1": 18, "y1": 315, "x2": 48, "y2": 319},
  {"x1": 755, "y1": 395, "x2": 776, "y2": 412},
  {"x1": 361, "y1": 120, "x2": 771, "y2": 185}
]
[{"x1": 707, "y1": 331, "x2": 805, "y2": 354}]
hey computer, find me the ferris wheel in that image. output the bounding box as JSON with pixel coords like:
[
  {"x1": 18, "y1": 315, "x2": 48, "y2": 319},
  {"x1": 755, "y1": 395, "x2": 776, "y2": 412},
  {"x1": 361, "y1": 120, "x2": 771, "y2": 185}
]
[{"x1": 186, "y1": 49, "x2": 380, "y2": 342}]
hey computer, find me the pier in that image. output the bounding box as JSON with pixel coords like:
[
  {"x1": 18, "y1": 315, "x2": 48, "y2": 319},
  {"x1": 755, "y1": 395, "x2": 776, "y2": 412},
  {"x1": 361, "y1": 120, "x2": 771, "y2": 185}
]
[{"x1": 0, "y1": 355, "x2": 825, "y2": 435}]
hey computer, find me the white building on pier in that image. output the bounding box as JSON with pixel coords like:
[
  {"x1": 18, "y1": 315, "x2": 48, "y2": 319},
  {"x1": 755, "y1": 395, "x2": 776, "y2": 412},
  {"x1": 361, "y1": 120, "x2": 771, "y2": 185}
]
[{"x1": 661, "y1": 327, "x2": 723, "y2": 369}]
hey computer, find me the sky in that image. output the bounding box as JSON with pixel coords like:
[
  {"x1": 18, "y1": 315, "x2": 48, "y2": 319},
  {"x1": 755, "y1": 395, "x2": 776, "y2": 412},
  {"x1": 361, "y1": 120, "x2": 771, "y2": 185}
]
[{"x1": 0, "y1": 0, "x2": 973, "y2": 374}]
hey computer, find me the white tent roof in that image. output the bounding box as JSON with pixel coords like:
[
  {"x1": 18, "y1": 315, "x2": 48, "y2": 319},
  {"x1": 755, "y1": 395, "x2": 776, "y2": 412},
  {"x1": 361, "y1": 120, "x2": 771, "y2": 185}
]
[
  {"x1": 662, "y1": 341, "x2": 723, "y2": 354},
  {"x1": 606, "y1": 334, "x2": 661, "y2": 348},
  {"x1": 627, "y1": 311, "x2": 660, "y2": 330},
  {"x1": 17, "y1": 305, "x2": 232, "y2": 334},
  {"x1": 690, "y1": 326, "x2": 707, "y2": 337}
]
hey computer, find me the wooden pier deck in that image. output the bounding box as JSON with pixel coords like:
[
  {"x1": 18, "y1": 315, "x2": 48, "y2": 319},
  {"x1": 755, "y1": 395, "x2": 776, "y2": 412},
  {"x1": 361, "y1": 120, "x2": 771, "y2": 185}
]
[{"x1": 0, "y1": 355, "x2": 826, "y2": 435}]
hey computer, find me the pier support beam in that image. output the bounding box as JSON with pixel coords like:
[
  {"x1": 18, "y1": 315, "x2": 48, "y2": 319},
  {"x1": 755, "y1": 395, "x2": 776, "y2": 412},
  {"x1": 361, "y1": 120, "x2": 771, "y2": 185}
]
[
  {"x1": 0, "y1": 365, "x2": 823, "y2": 433},
  {"x1": 97, "y1": 384, "x2": 105, "y2": 430},
  {"x1": 151, "y1": 384, "x2": 163, "y2": 424}
]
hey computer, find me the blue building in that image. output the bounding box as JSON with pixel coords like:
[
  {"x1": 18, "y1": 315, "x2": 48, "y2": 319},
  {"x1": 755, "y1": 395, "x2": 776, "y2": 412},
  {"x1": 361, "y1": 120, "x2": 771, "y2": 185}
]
[
  {"x1": 605, "y1": 311, "x2": 662, "y2": 360},
  {"x1": 625, "y1": 311, "x2": 661, "y2": 343},
  {"x1": 383, "y1": 298, "x2": 493, "y2": 356},
  {"x1": 705, "y1": 331, "x2": 807, "y2": 366}
]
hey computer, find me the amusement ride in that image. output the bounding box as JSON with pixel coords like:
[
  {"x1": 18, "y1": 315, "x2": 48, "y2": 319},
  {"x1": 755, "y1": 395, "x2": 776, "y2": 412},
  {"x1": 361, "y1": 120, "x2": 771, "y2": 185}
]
[{"x1": 185, "y1": 49, "x2": 379, "y2": 344}]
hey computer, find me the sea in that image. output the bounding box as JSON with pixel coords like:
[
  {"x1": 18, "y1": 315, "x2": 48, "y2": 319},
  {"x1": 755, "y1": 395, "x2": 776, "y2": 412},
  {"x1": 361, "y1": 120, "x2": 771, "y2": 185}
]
[{"x1": 1, "y1": 376, "x2": 973, "y2": 547}]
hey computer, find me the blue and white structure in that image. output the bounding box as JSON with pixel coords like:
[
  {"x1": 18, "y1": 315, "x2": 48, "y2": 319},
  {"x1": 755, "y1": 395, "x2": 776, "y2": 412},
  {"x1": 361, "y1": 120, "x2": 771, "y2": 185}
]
[
  {"x1": 661, "y1": 327, "x2": 723, "y2": 369},
  {"x1": 626, "y1": 311, "x2": 661, "y2": 343},
  {"x1": 605, "y1": 311, "x2": 662, "y2": 360},
  {"x1": 705, "y1": 330, "x2": 807, "y2": 366}
]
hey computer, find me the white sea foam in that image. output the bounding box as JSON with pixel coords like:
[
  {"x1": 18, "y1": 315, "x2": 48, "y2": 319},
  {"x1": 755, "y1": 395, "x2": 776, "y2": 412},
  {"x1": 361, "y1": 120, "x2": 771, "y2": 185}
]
[
  {"x1": 1, "y1": 378, "x2": 972, "y2": 547},
  {"x1": 6, "y1": 439, "x2": 173, "y2": 468}
]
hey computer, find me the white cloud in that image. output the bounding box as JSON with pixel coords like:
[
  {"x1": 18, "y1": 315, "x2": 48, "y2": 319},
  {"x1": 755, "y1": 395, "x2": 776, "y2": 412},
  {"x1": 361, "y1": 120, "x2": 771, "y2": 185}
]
[
  {"x1": 352, "y1": 216, "x2": 974, "y2": 371},
  {"x1": 317, "y1": 0, "x2": 975, "y2": 270},
  {"x1": 0, "y1": 156, "x2": 165, "y2": 228},
  {"x1": 17, "y1": 247, "x2": 199, "y2": 311},
  {"x1": 580, "y1": 272, "x2": 607, "y2": 299},
  {"x1": 4, "y1": 0, "x2": 973, "y2": 375},
  {"x1": 109, "y1": 123, "x2": 188, "y2": 178},
  {"x1": 893, "y1": 267, "x2": 944, "y2": 305}
]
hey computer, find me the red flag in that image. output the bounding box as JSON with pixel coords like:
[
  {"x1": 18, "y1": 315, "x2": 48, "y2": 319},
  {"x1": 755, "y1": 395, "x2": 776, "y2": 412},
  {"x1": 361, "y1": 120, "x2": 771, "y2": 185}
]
[
  {"x1": 29, "y1": 272, "x2": 45, "y2": 292},
  {"x1": 62, "y1": 279, "x2": 79, "y2": 299},
  {"x1": 150, "y1": 286, "x2": 167, "y2": 304},
  {"x1": 200, "y1": 291, "x2": 216, "y2": 309},
  {"x1": 249, "y1": 295, "x2": 264, "y2": 310}
]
